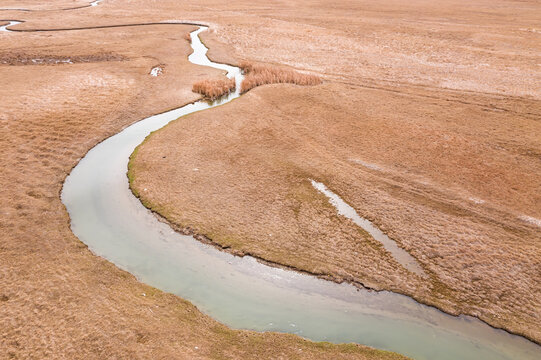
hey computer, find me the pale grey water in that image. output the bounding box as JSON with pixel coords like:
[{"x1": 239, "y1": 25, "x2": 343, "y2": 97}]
[
  {"x1": 61, "y1": 26, "x2": 541, "y2": 360},
  {"x1": 311, "y1": 180, "x2": 426, "y2": 276}
]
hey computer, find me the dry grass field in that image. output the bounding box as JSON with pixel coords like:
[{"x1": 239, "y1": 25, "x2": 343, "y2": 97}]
[
  {"x1": 0, "y1": 2, "x2": 408, "y2": 358},
  {"x1": 128, "y1": 0, "x2": 541, "y2": 345}
]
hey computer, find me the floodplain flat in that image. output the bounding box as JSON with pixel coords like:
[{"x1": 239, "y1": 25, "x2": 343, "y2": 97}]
[{"x1": 1, "y1": 0, "x2": 540, "y2": 358}]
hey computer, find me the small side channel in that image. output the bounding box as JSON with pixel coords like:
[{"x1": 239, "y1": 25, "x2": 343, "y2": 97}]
[{"x1": 311, "y1": 180, "x2": 426, "y2": 277}]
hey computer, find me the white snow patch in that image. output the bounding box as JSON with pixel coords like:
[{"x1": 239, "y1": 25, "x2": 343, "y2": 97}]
[
  {"x1": 150, "y1": 66, "x2": 163, "y2": 77},
  {"x1": 349, "y1": 159, "x2": 382, "y2": 171},
  {"x1": 469, "y1": 197, "x2": 485, "y2": 204},
  {"x1": 518, "y1": 215, "x2": 541, "y2": 228}
]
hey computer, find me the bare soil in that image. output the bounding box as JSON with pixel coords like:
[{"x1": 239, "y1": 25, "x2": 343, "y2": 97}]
[
  {"x1": 128, "y1": 0, "x2": 541, "y2": 345},
  {"x1": 0, "y1": 3, "x2": 404, "y2": 359}
]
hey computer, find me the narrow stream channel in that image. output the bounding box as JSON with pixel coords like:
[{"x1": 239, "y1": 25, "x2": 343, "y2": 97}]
[
  {"x1": 311, "y1": 180, "x2": 426, "y2": 277},
  {"x1": 0, "y1": 21, "x2": 21, "y2": 31},
  {"x1": 60, "y1": 26, "x2": 541, "y2": 360}
]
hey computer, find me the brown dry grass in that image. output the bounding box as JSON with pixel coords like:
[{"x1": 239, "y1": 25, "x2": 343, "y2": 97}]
[
  {"x1": 4, "y1": 0, "x2": 541, "y2": 356},
  {"x1": 0, "y1": 12, "x2": 402, "y2": 359},
  {"x1": 128, "y1": 0, "x2": 541, "y2": 345},
  {"x1": 130, "y1": 81, "x2": 541, "y2": 344},
  {"x1": 0, "y1": 51, "x2": 125, "y2": 65},
  {"x1": 239, "y1": 61, "x2": 321, "y2": 93},
  {"x1": 192, "y1": 77, "x2": 236, "y2": 99}
]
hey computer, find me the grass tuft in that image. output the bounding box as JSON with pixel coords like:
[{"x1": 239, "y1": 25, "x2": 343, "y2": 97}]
[
  {"x1": 239, "y1": 61, "x2": 321, "y2": 93},
  {"x1": 192, "y1": 78, "x2": 236, "y2": 100},
  {"x1": 191, "y1": 62, "x2": 320, "y2": 100}
]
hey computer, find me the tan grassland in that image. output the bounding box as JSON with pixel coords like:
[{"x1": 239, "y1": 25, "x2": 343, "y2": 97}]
[
  {"x1": 128, "y1": 0, "x2": 541, "y2": 346},
  {"x1": 0, "y1": 1, "x2": 408, "y2": 359}
]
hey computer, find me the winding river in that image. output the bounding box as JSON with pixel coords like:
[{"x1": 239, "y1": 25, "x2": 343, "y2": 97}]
[{"x1": 11, "y1": 23, "x2": 534, "y2": 359}]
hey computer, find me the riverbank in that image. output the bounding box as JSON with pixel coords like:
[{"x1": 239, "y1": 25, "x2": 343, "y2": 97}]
[
  {"x1": 2, "y1": 0, "x2": 540, "y2": 357},
  {"x1": 0, "y1": 12, "x2": 402, "y2": 359},
  {"x1": 127, "y1": 0, "x2": 541, "y2": 345},
  {"x1": 129, "y1": 81, "x2": 541, "y2": 344}
]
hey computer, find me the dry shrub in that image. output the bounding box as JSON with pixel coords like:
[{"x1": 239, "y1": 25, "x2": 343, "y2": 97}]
[
  {"x1": 192, "y1": 78, "x2": 236, "y2": 99},
  {"x1": 239, "y1": 61, "x2": 321, "y2": 93},
  {"x1": 239, "y1": 61, "x2": 254, "y2": 73}
]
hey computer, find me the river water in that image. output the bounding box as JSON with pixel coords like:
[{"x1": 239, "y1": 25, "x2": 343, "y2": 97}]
[{"x1": 61, "y1": 26, "x2": 541, "y2": 360}]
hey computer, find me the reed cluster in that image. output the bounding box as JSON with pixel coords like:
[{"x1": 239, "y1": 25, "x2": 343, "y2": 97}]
[
  {"x1": 239, "y1": 61, "x2": 321, "y2": 93},
  {"x1": 192, "y1": 78, "x2": 236, "y2": 99}
]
